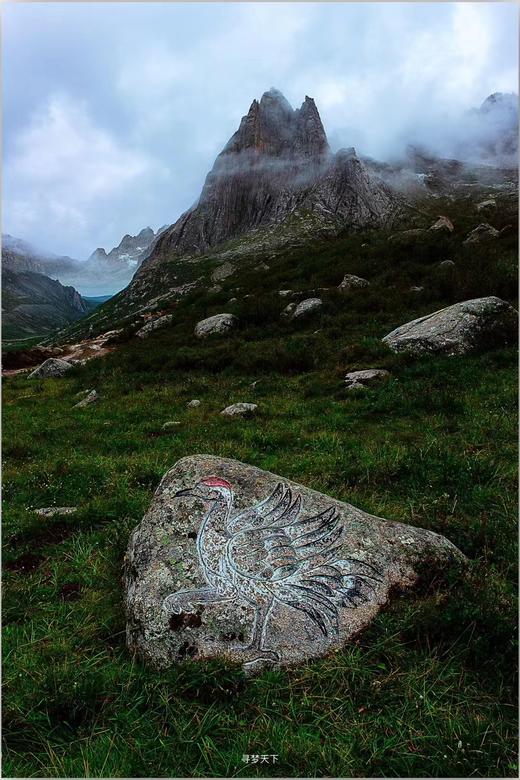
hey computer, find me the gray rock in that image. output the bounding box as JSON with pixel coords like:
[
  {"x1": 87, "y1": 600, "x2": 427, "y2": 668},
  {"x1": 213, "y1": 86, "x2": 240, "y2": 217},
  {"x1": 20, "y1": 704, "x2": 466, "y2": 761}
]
[
  {"x1": 228, "y1": 298, "x2": 238, "y2": 304},
  {"x1": 187, "y1": 400, "x2": 201, "y2": 408},
  {"x1": 463, "y1": 223, "x2": 500, "y2": 244},
  {"x1": 34, "y1": 506, "x2": 77, "y2": 517},
  {"x1": 136, "y1": 314, "x2": 173, "y2": 339},
  {"x1": 124, "y1": 455, "x2": 464, "y2": 671},
  {"x1": 476, "y1": 199, "x2": 497, "y2": 213},
  {"x1": 27, "y1": 358, "x2": 73, "y2": 379},
  {"x1": 220, "y1": 403, "x2": 258, "y2": 417},
  {"x1": 438, "y1": 260, "x2": 456, "y2": 269},
  {"x1": 208, "y1": 284, "x2": 222, "y2": 294},
  {"x1": 344, "y1": 369, "x2": 390, "y2": 391},
  {"x1": 338, "y1": 274, "x2": 369, "y2": 290},
  {"x1": 211, "y1": 261, "x2": 235, "y2": 282},
  {"x1": 388, "y1": 228, "x2": 426, "y2": 246},
  {"x1": 195, "y1": 313, "x2": 238, "y2": 338},
  {"x1": 410, "y1": 285, "x2": 424, "y2": 293},
  {"x1": 162, "y1": 421, "x2": 181, "y2": 431},
  {"x1": 75, "y1": 388, "x2": 94, "y2": 398},
  {"x1": 278, "y1": 289, "x2": 293, "y2": 297},
  {"x1": 292, "y1": 297, "x2": 323, "y2": 319},
  {"x1": 382, "y1": 296, "x2": 517, "y2": 356},
  {"x1": 73, "y1": 390, "x2": 98, "y2": 408},
  {"x1": 429, "y1": 215, "x2": 454, "y2": 233},
  {"x1": 282, "y1": 302, "x2": 297, "y2": 318}
]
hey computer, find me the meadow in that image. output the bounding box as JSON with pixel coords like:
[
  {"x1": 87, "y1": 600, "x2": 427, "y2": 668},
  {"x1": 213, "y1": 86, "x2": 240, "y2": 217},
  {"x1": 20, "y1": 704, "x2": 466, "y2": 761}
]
[{"x1": 3, "y1": 193, "x2": 518, "y2": 777}]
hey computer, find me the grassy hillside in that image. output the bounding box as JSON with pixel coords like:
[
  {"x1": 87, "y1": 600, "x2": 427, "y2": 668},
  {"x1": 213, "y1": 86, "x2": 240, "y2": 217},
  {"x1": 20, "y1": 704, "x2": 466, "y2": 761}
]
[{"x1": 2, "y1": 192, "x2": 518, "y2": 777}]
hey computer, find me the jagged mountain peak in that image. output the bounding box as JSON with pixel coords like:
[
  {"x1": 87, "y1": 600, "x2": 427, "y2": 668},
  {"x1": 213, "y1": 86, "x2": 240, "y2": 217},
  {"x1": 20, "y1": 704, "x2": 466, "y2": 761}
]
[
  {"x1": 222, "y1": 88, "x2": 329, "y2": 160},
  {"x1": 130, "y1": 89, "x2": 399, "y2": 275}
]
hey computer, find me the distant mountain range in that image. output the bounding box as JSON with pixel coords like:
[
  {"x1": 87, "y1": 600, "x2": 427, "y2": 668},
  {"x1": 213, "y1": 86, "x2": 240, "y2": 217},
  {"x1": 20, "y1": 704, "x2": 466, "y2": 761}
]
[{"x1": 1, "y1": 225, "x2": 168, "y2": 297}]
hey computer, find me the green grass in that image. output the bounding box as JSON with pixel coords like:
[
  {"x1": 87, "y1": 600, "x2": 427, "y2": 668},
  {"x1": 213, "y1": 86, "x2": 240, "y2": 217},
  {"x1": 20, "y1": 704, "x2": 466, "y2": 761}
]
[{"x1": 2, "y1": 193, "x2": 518, "y2": 777}]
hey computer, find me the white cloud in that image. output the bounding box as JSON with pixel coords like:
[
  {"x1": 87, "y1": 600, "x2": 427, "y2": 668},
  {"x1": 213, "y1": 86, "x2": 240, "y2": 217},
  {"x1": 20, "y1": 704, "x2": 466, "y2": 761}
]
[{"x1": 4, "y1": 94, "x2": 168, "y2": 257}]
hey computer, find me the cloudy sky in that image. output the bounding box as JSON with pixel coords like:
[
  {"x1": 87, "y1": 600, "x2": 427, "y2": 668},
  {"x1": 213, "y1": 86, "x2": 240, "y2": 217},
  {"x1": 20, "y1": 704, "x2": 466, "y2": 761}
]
[{"x1": 3, "y1": 1, "x2": 518, "y2": 259}]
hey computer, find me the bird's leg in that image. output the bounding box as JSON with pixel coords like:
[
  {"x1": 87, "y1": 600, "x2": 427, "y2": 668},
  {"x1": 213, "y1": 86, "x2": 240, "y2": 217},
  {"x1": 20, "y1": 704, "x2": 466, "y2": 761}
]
[
  {"x1": 163, "y1": 587, "x2": 231, "y2": 615},
  {"x1": 232, "y1": 598, "x2": 280, "y2": 662}
]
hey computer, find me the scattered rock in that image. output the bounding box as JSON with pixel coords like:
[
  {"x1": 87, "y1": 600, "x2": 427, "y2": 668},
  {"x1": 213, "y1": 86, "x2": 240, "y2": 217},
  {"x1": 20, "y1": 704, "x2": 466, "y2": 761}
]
[
  {"x1": 136, "y1": 314, "x2": 174, "y2": 339},
  {"x1": 463, "y1": 223, "x2": 500, "y2": 244},
  {"x1": 208, "y1": 284, "x2": 222, "y2": 294},
  {"x1": 187, "y1": 400, "x2": 201, "y2": 408},
  {"x1": 382, "y1": 296, "x2": 517, "y2": 356},
  {"x1": 195, "y1": 313, "x2": 238, "y2": 338},
  {"x1": 228, "y1": 297, "x2": 238, "y2": 304},
  {"x1": 429, "y1": 215, "x2": 454, "y2": 233},
  {"x1": 338, "y1": 274, "x2": 369, "y2": 290},
  {"x1": 75, "y1": 388, "x2": 94, "y2": 398},
  {"x1": 73, "y1": 390, "x2": 98, "y2": 408},
  {"x1": 34, "y1": 506, "x2": 77, "y2": 517},
  {"x1": 292, "y1": 298, "x2": 323, "y2": 319},
  {"x1": 438, "y1": 260, "x2": 455, "y2": 269},
  {"x1": 476, "y1": 199, "x2": 496, "y2": 213},
  {"x1": 162, "y1": 421, "x2": 182, "y2": 432},
  {"x1": 211, "y1": 261, "x2": 235, "y2": 283},
  {"x1": 282, "y1": 302, "x2": 297, "y2": 318},
  {"x1": 499, "y1": 224, "x2": 513, "y2": 237},
  {"x1": 410, "y1": 286, "x2": 424, "y2": 293},
  {"x1": 278, "y1": 289, "x2": 293, "y2": 297},
  {"x1": 344, "y1": 369, "x2": 391, "y2": 391},
  {"x1": 124, "y1": 454, "x2": 464, "y2": 671},
  {"x1": 27, "y1": 358, "x2": 73, "y2": 379},
  {"x1": 388, "y1": 228, "x2": 426, "y2": 246},
  {"x1": 255, "y1": 262, "x2": 270, "y2": 271},
  {"x1": 220, "y1": 403, "x2": 258, "y2": 417}
]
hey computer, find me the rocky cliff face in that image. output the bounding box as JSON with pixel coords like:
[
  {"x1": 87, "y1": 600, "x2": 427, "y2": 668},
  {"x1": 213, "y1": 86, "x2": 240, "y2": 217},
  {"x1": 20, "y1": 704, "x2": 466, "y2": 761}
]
[{"x1": 139, "y1": 89, "x2": 400, "y2": 272}]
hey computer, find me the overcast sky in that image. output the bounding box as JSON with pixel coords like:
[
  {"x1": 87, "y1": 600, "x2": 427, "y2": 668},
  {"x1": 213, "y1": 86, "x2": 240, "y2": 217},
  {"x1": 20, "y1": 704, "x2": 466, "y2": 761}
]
[{"x1": 3, "y1": 1, "x2": 518, "y2": 259}]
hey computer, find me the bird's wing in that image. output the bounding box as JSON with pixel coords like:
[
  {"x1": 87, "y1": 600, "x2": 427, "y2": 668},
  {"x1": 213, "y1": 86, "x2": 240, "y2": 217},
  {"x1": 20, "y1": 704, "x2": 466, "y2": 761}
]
[
  {"x1": 227, "y1": 486, "x2": 383, "y2": 637},
  {"x1": 226, "y1": 482, "x2": 301, "y2": 536},
  {"x1": 227, "y1": 485, "x2": 344, "y2": 581}
]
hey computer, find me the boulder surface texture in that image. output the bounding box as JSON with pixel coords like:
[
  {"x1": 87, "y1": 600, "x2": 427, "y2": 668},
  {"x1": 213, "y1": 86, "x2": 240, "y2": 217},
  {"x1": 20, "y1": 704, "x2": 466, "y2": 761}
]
[
  {"x1": 195, "y1": 313, "x2": 238, "y2": 338},
  {"x1": 27, "y1": 358, "x2": 72, "y2": 379},
  {"x1": 382, "y1": 296, "x2": 517, "y2": 356},
  {"x1": 125, "y1": 455, "x2": 463, "y2": 672}
]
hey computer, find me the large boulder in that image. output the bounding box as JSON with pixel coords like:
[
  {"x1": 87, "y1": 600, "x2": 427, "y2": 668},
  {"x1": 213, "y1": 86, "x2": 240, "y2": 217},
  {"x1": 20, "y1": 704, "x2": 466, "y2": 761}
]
[
  {"x1": 382, "y1": 297, "x2": 517, "y2": 356},
  {"x1": 136, "y1": 314, "x2": 173, "y2": 339},
  {"x1": 388, "y1": 228, "x2": 426, "y2": 246},
  {"x1": 429, "y1": 215, "x2": 454, "y2": 233},
  {"x1": 195, "y1": 313, "x2": 238, "y2": 338},
  {"x1": 292, "y1": 298, "x2": 323, "y2": 319},
  {"x1": 73, "y1": 390, "x2": 98, "y2": 408},
  {"x1": 338, "y1": 274, "x2": 369, "y2": 291},
  {"x1": 124, "y1": 455, "x2": 464, "y2": 672},
  {"x1": 221, "y1": 403, "x2": 258, "y2": 417},
  {"x1": 344, "y1": 369, "x2": 390, "y2": 390},
  {"x1": 463, "y1": 223, "x2": 500, "y2": 244},
  {"x1": 211, "y1": 261, "x2": 235, "y2": 283},
  {"x1": 27, "y1": 358, "x2": 73, "y2": 379}
]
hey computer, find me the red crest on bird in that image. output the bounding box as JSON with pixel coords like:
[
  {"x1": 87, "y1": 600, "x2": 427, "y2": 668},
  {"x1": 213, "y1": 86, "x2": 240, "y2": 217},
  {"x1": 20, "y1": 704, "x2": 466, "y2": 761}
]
[{"x1": 201, "y1": 476, "x2": 232, "y2": 490}]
